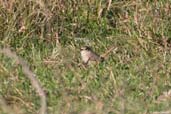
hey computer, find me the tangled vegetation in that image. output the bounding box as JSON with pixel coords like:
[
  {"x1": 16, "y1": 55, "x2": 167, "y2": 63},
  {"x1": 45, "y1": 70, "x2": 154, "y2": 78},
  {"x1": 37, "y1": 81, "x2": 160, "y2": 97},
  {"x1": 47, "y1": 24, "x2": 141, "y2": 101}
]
[{"x1": 0, "y1": 0, "x2": 171, "y2": 114}]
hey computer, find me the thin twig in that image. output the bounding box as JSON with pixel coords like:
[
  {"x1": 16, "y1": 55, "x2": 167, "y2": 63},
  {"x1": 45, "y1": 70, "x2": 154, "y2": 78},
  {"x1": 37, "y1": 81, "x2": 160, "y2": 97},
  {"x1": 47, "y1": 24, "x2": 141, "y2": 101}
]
[
  {"x1": 0, "y1": 48, "x2": 47, "y2": 114},
  {"x1": 106, "y1": 0, "x2": 112, "y2": 11}
]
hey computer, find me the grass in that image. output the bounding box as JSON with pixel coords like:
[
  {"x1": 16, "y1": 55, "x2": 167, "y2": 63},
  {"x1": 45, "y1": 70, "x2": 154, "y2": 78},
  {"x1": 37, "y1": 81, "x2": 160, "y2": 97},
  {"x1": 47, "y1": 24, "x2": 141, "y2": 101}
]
[{"x1": 0, "y1": 0, "x2": 171, "y2": 114}]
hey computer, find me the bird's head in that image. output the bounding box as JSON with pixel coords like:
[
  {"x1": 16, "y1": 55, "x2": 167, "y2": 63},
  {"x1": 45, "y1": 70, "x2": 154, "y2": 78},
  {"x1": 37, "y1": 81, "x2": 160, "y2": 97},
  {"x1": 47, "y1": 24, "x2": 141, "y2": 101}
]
[{"x1": 80, "y1": 46, "x2": 92, "y2": 51}]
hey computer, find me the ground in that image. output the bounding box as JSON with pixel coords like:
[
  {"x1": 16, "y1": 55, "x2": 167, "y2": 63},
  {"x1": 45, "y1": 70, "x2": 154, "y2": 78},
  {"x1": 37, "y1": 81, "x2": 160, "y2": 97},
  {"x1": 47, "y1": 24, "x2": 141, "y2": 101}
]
[{"x1": 0, "y1": 0, "x2": 171, "y2": 114}]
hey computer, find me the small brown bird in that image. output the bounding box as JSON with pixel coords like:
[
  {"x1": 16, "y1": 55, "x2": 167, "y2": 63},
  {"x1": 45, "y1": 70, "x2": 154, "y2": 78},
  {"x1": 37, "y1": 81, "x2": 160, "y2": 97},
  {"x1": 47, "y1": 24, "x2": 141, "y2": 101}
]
[
  {"x1": 80, "y1": 46, "x2": 104, "y2": 65},
  {"x1": 80, "y1": 46, "x2": 117, "y2": 65}
]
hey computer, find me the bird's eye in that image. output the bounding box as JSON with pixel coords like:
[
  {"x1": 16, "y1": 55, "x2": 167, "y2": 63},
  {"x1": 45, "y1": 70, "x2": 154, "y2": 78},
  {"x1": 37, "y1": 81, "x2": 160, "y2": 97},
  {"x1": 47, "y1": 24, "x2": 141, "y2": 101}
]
[
  {"x1": 86, "y1": 47, "x2": 91, "y2": 50},
  {"x1": 80, "y1": 46, "x2": 91, "y2": 50}
]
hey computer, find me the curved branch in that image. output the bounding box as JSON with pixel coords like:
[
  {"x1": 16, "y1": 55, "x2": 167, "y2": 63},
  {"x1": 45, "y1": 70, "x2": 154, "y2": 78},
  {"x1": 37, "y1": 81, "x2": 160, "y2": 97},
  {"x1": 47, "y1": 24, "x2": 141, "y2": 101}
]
[{"x1": 0, "y1": 48, "x2": 47, "y2": 114}]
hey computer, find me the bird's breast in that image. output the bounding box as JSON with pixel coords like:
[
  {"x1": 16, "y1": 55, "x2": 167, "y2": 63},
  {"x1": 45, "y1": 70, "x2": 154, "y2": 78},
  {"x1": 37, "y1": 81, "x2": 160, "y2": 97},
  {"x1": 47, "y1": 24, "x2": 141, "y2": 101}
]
[{"x1": 81, "y1": 50, "x2": 90, "y2": 63}]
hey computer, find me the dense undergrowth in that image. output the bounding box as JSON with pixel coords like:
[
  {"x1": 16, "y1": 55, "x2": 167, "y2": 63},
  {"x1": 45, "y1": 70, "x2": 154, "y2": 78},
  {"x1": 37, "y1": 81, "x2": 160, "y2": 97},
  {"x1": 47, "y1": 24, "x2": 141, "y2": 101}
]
[{"x1": 0, "y1": 0, "x2": 171, "y2": 114}]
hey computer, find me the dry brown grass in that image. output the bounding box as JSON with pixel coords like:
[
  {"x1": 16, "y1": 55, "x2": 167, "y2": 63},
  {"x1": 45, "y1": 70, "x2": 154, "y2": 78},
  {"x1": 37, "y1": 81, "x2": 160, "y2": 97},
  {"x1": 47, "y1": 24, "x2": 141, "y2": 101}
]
[{"x1": 0, "y1": 0, "x2": 171, "y2": 114}]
